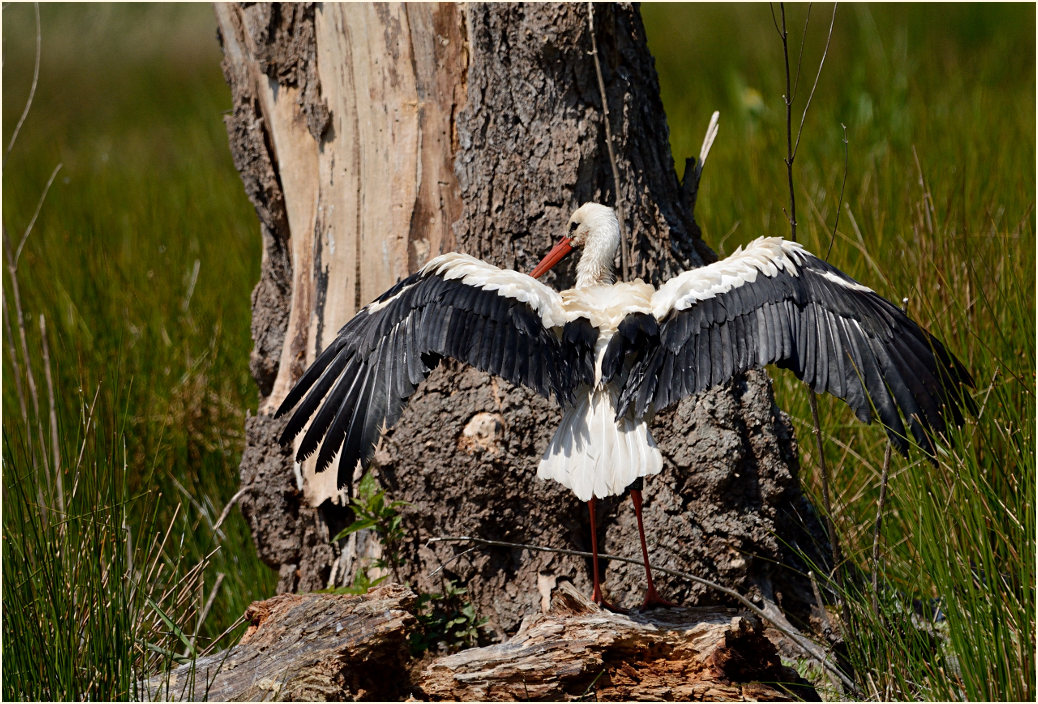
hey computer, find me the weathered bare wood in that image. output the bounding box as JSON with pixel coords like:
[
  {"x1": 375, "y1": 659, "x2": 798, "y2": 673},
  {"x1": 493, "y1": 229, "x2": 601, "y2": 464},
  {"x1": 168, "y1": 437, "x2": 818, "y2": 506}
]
[
  {"x1": 142, "y1": 584, "x2": 419, "y2": 702},
  {"x1": 144, "y1": 582, "x2": 816, "y2": 702},
  {"x1": 217, "y1": 1, "x2": 830, "y2": 636},
  {"x1": 217, "y1": 2, "x2": 465, "y2": 507},
  {"x1": 418, "y1": 580, "x2": 817, "y2": 701}
]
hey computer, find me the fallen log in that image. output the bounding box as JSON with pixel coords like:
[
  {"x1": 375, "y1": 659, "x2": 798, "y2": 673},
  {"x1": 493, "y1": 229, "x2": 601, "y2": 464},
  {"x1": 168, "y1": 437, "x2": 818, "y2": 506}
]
[
  {"x1": 142, "y1": 585, "x2": 419, "y2": 701},
  {"x1": 143, "y1": 581, "x2": 818, "y2": 701},
  {"x1": 417, "y1": 579, "x2": 817, "y2": 701}
]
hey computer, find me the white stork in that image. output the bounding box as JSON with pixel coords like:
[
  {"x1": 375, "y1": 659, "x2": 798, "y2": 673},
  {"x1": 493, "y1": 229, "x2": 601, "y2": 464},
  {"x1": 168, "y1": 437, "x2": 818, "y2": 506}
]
[{"x1": 277, "y1": 203, "x2": 972, "y2": 609}]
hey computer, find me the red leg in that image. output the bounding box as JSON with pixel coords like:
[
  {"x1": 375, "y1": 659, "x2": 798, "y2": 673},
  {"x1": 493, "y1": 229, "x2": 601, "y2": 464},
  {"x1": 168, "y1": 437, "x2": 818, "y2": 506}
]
[
  {"x1": 587, "y1": 498, "x2": 624, "y2": 612},
  {"x1": 631, "y1": 489, "x2": 678, "y2": 609}
]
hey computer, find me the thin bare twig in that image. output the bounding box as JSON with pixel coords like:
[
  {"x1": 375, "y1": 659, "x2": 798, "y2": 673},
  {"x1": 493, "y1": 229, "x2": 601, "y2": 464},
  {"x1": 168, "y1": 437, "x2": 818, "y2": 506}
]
[
  {"x1": 427, "y1": 534, "x2": 859, "y2": 695},
  {"x1": 911, "y1": 145, "x2": 937, "y2": 235},
  {"x1": 67, "y1": 384, "x2": 102, "y2": 513},
  {"x1": 778, "y1": 4, "x2": 798, "y2": 240},
  {"x1": 869, "y1": 298, "x2": 906, "y2": 622},
  {"x1": 793, "y1": 3, "x2": 838, "y2": 161},
  {"x1": 777, "y1": 2, "x2": 849, "y2": 629},
  {"x1": 825, "y1": 123, "x2": 849, "y2": 260},
  {"x1": 40, "y1": 314, "x2": 63, "y2": 513},
  {"x1": 588, "y1": 2, "x2": 629, "y2": 282},
  {"x1": 3, "y1": 228, "x2": 53, "y2": 520},
  {"x1": 769, "y1": 3, "x2": 782, "y2": 37},
  {"x1": 821, "y1": 119, "x2": 853, "y2": 620},
  {"x1": 200, "y1": 613, "x2": 248, "y2": 658},
  {"x1": 809, "y1": 395, "x2": 846, "y2": 590},
  {"x1": 213, "y1": 487, "x2": 248, "y2": 533},
  {"x1": 6, "y1": 2, "x2": 41, "y2": 158},
  {"x1": 2, "y1": 291, "x2": 29, "y2": 427},
  {"x1": 870, "y1": 441, "x2": 893, "y2": 621},
  {"x1": 140, "y1": 502, "x2": 182, "y2": 593},
  {"x1": 16, "y1": 163, "x2": 63, "y2": 267},
  {"x1": 3, "y1": 230, "x2": 40, "y2": 416},
  {"x1": 792, "y1": 4, "x2": 812, "y2": 103},
  {"x1": 429, "y1": 545, "x2": 479, "y2": 577},
  {"x1": 808, "y1": 570, "x2": 835, "y2": 635},
  {"x1": 192, "y1": 572, "x2": 226, "y2": 651},
  {"x1": 167, "y1": 471, "x2": 224, "y2": 542}
]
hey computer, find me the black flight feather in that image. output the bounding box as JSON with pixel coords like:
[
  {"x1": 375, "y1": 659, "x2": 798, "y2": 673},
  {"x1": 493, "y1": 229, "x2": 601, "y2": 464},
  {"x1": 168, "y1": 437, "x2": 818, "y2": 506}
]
[
  {"x1": 616, "y1": 246, "x2": 972, "y2": 459},
  {"x1": 277, "y1": 260, "x2": 595, "y2": 490}
]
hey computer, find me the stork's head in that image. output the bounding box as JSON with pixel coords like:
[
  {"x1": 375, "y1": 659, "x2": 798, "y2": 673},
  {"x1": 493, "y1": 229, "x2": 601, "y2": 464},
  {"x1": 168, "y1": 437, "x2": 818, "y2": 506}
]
[{"x1": 531, "y1": 203, "x2": 620, "y2": 285}]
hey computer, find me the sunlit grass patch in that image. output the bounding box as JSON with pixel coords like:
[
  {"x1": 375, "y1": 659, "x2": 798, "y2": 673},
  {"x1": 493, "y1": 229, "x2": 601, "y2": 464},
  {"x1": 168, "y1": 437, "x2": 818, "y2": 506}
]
[
  {"x1": 3, "y1": 4, "x2": 274, "y2": 699},
  {"x1": 646, "y1": 3, "x2": 1034, "y2": 700}
]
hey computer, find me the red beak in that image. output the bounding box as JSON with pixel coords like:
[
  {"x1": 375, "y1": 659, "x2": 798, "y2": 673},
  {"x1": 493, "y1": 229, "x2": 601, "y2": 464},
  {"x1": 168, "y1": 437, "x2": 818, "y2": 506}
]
[{"x1": 530, "y1": 237, "x2": 574, "y2": 278}]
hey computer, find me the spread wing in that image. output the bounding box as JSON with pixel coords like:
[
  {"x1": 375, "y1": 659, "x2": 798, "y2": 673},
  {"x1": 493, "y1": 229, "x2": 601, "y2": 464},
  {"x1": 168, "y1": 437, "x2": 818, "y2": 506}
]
[
  {"x1": 614, "y1": 237, "x2": 973, "y2": 455},
  {"x1": 275, "y1": 253, "x2": 596, "y2": 489}
]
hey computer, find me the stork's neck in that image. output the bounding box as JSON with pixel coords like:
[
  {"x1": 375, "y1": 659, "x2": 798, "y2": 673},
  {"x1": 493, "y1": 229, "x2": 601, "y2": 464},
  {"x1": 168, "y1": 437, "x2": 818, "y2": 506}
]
[{"x1": 575, "y1": 216, "x2": 621, "y2": 288}]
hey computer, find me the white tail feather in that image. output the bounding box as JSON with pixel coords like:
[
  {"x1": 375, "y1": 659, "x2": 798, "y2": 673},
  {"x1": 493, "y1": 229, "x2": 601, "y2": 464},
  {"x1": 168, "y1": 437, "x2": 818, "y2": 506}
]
[{"x1": 537, "y1": 386, "x2": 663, "y2": 501}]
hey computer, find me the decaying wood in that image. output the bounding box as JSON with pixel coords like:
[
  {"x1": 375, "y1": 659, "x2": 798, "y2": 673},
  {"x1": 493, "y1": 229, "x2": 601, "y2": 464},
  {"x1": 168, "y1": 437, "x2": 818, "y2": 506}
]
[
  {"x1": 216, "y1": 2, "x2": 465, "y2": 508},
  {"x1": 419, "y1": 580, "x2": 818, "y2": 701},
  {"x1": 142, "y1": 584, "x2": 419, "y2": 702},
  {"x1": 216, "y1": 2, "x2": 831, "y2": 636},
  {"x1": 144, "y1": 582, "x2": 818, "y2": 702}
]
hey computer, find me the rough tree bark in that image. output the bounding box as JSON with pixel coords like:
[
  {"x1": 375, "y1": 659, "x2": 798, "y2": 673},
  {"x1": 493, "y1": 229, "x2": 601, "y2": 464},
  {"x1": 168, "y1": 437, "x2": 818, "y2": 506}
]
[{"x1": 216, "y1": 2, "x2": 829, "y2": 637}]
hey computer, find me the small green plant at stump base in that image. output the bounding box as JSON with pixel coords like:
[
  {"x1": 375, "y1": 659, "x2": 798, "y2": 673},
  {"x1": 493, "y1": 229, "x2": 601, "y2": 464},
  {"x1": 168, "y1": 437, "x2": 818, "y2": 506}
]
[
  {"x1": 410, "y1": 579, "x2": 487, "y2": 655},
  {"x1": 332, "y1": 471, "x2": 410, "y2": 588},
  {"x1": 326, "y1": 472, "x2": 486, "y2": 652}
]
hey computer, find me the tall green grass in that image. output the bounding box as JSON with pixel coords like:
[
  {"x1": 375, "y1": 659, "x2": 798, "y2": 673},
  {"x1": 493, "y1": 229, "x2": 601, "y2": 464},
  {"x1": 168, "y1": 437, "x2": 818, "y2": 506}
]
[
  {"x1": 2, "y1": 387, "x2": 205, "y2": 699},
  {"x1": 644, "y1": 3, "x2": 1035, "y2": 700},
  {"x1": 3, "y1": 4, "x2": 274, "y2": 699}
]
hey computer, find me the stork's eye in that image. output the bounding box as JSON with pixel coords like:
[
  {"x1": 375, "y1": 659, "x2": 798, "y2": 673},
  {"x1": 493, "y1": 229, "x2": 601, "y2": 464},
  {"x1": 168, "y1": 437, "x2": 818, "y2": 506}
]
[{"x1": 568, "y1": 221, "x2": 579, "y2": 233}]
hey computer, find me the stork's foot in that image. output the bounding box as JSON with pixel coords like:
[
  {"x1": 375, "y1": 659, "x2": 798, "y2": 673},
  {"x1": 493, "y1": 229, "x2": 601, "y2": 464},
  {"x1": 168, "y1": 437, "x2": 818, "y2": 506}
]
[
  {"x1": 639, "y1": 586, "x2": 679, "y2": 610},
  {"x1": 591, "y1": 587, "x2": 627, "y2": 613}
]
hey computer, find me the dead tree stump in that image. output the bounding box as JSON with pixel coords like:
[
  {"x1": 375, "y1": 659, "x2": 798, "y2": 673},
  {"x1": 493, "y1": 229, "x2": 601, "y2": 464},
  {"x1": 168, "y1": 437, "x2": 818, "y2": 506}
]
[{"x1": 216, "y1": 1, "x2": 830, "y2": 637}]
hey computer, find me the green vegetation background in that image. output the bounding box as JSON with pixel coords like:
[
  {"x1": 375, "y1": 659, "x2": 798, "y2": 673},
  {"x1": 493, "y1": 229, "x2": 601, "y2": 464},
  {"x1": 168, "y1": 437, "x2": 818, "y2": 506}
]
[{"x1": 3, "y1": 3, "x2": 1034, "y2": 700}]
